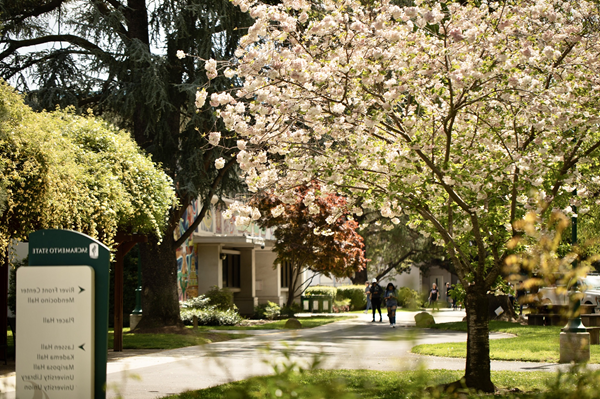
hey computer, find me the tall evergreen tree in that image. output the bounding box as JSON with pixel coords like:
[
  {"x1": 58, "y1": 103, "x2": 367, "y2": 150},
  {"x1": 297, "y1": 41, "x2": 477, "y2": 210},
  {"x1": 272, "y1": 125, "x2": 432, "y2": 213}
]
[{"x1": 1, "y1": 0, "x2": 251, "y2": 328}]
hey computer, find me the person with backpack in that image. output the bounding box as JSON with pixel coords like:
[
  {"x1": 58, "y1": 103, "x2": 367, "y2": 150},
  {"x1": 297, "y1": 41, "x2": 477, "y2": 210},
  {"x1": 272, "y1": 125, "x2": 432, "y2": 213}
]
[{"x1": 369, "y1": 278, "x2": 383, "y2": 322}]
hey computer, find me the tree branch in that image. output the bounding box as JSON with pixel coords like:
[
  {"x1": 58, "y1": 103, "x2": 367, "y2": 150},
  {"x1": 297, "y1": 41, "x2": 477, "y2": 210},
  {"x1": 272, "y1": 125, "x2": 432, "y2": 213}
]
[
  {"x1": 0, "y1": 35, "x2": 114, "y2": 63},
  {"x1": 375, "y1": 250, "x2": 414, "y2": 281},
  {"x1": 173, "y1": 157, "x2": 237, "y2": 248},
  {"x1": 2, "y1": 0, "x2": 65, "y2": 30}
]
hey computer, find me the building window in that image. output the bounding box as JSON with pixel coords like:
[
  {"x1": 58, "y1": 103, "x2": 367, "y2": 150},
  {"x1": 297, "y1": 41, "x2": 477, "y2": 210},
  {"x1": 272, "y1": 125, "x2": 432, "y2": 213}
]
[
  {"x1": 223, "y1": 254, "x2": 241, "y2": 288},
  {"x1": 281, "y1": 261, "x2": 293, "y2": 288}
]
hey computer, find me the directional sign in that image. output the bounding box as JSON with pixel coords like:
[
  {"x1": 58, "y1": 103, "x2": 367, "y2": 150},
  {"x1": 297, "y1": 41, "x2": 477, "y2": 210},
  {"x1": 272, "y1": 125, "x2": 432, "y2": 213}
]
[
  {"x1": 16, "y1": 266, "x2": 95, "y2": 399},
  {"x1": 27, "y1": 229, "x2": 110, "y2": 399}
]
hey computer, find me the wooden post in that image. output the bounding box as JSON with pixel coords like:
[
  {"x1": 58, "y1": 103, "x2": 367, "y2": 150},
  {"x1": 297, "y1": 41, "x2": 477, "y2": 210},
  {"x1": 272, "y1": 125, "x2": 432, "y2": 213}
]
[
  {"x1": 1, "y1": 254, "x2": 8, "y2": 362},
  {"x1": 113, "y1": 249, "x2": 125, "y2": 352},
  {"x1": 112, "y1": 236, "x2": 145, "y2": 352}
]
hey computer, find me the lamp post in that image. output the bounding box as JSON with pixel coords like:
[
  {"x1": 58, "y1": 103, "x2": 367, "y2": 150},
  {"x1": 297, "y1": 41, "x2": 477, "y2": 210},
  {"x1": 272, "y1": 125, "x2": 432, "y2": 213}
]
[
  {"x1": 563, "y1": 194, "x2": 586, "y2": 332},
  {"x1": 559, "y1": 190, "x2": 589, "y2": 363}
]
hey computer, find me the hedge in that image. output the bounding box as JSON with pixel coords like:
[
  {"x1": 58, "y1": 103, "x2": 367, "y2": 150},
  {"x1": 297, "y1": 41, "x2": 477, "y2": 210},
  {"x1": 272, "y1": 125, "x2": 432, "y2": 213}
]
[
  {"x1": 397, "y1": 287, "x2": 421, "y2": 309},
  {"x1": 304, "y1": 286, "x2": 337, "y2": 300},
  {"x1": 336, "y1": 285, "x2": 367, "y2": 310}
]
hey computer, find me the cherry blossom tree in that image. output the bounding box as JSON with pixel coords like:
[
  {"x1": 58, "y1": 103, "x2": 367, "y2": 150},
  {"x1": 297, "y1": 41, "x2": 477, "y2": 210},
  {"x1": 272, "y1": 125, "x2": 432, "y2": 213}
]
[
  {"x1": 195, "y1": 0, "x2": 600, "y2": 391},
  {"x1": 249, "y1": 182, "x2": 367, "y2": 306}
]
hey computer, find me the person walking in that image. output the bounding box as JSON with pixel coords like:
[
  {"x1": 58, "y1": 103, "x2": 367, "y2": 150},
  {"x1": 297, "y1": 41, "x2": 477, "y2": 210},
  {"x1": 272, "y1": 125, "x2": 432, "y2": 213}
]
[
  {"x1": 369, "y1": 278, "x2": 383, "y2": 322},
  {"x1": 364, "y1": 281, "x2": 372, "y2": 314},
  {"x1": 384, "y1": 283, "x2": 398, "y2": 328},
  {"x1": 429, "y1": 283, "x2": 439, "y2": 311},
  {"x1": 445, "y1": 282, "x2": 453, "y2": 309}
]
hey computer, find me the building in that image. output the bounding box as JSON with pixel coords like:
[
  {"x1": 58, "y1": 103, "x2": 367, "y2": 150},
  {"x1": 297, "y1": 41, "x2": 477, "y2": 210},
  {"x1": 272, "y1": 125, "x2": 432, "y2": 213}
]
[{"x1": 174, "y1": 198, "x2": 305, "y2": 314}]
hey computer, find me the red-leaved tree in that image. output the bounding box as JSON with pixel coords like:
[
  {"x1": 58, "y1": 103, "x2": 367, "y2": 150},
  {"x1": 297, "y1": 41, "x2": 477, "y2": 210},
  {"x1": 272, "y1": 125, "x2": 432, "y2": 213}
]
[{"x1": 251, "y1": 183, "x2": 367, "y2": 306}]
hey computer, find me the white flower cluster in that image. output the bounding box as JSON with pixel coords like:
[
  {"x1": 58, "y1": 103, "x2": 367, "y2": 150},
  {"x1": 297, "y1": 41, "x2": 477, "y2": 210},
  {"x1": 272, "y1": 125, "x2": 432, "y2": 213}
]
[
  {"x1": 205, "y1": 59, "x2": 217, "y2": 80},
  {"x1": 208, "y1": 132, "x2": 221, "y2": 146},
  {"x1": 195, "y1": 89, "x2": 207, "y2": 109},
  {"x1": 215, "y1": 157, "x2": 226, "y2": 169},
  {"x1": 223, "y1": 201, "x2": 262, "y2": 227}
]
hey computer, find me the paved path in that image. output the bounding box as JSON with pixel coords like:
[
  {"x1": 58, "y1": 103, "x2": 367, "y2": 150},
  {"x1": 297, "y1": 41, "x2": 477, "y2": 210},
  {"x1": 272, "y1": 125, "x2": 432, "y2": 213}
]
[{"x1": 0, "y1": 309, "x2": 587, "y2": 398}]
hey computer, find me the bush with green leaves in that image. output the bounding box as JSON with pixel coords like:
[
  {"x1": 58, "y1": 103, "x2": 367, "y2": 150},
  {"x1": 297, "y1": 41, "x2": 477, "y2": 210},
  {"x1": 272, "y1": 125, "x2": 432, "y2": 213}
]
[
  {"x1": 397, "y1": 287, "x2": 422, "y2": 310},
  {"x1": 281, "y1": 302, "x2": 302, "y2": 318},
  {"x1": 180, "y1": 308, "x2": 243, "y2": 326},
  {"x1": 180, "y1": 295, "x2": 211, "y2": 311},
  {"x1": 205, "y1": 286, "x2": 235, "y2": 311},
  {"x1": 335, "y1": 285, "x2": 367, "y2": 310},
  {"x1": 254, "y1": 301, "x2": 281, "y2": 320},
  {"x1": 333, "y1": 298, "x2": 351, "y2": 313},
  {"x1": 304, "y1": 286, "x2": 337, "y2": 300},
  {"x1": 179, "y1": 295, "x2": 242, "y2": 326},
  {"x1": 0, "y1": 81, "x2": 176, "y2": 255},
  {"x1": 449, "y1": 283, "x2": 466, "y2": 308}
]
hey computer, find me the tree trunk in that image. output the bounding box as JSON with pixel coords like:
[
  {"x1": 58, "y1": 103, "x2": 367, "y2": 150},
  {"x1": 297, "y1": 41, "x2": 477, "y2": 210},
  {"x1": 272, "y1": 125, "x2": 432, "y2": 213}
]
[
  {"x1": 286, "y1": 264, "x2": 302, "y2": 307},
  {"x1": 464, "y1": 285, "x2": 495, "y2": 392},
  {"x1": 135, "y1": 235, "x2": 182, "y2": 329},
  {"x1": 350, "y1": 267, "x2": 367, "y2": 285}
]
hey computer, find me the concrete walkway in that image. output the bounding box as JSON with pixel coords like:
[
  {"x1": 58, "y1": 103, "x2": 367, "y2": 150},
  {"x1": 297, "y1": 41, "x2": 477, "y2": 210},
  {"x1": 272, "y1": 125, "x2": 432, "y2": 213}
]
[{"x1": 0, "y1": 309, "x2": 587, "y2": 398}]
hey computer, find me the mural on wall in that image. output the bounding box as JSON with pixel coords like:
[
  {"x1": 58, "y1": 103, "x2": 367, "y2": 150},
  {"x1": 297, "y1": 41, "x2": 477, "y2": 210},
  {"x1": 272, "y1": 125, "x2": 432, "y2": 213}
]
[{"x1": 175, "y1": 200, "x2": 202, "y2": 301}]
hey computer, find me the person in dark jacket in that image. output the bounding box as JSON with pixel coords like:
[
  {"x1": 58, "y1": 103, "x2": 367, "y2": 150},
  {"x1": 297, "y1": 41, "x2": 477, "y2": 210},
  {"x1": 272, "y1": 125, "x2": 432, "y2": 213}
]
[{"x1": 369, "y1": 278, "x2": 383, "y2": 322}]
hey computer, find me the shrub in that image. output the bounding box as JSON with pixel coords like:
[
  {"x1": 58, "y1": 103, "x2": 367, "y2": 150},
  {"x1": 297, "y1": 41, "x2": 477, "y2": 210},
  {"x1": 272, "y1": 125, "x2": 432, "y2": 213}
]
[
  {"x1": 180, "y1": 294, "x2": 242, "y2": 326},
  {"x1": 180, "y1": 307, "x2": 243, "y2": 326},
  {"x1": 281, "y1": 302, "x2": 302, "y2": 318},
  {"x1": 304, "y1": 286, "x2": 337, "y2": 300},
  {"x1": 205, "y1": 286, "x2": 234, "y2": 310},
  {"x1": 254, "y1": 301, "x2": 281, "y2": 320},
  {"x1": 180, "y1": 295, "x2": 211, "y2": 310},
  {"x1": 449, "y1": 282, "x2": 466, "y2": 308},
  {"x1": 397, "y1": 287, "x2": 421, "y2": 310},
  {"x1": 336, "y1": 285, "x2": 367, "y2": 310},
  {"x1": 333, "y1": 298, "x2": 351, "y2": 313}
]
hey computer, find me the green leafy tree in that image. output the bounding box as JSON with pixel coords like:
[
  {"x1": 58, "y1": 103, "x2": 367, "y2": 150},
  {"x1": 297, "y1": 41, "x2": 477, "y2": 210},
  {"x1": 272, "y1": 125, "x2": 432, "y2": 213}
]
[
  {"x1": 357, "y1": 215, "x2": 450, "y2": 284},
  {"x1": 0, "y1": 80, "x2": 175, "y2": 353},
  {"x1": 0, "y1": 80, "x2": 175, "y2": 252},
  {"x1": 0, "y1": 0, "x2": 251, "y2": 328}
]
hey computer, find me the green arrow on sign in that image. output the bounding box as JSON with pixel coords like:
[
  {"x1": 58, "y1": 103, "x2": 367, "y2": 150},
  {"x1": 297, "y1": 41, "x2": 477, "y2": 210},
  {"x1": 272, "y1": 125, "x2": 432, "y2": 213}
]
[{"x1": 79, "y1": 343, "x2": 85, "y2": 351}]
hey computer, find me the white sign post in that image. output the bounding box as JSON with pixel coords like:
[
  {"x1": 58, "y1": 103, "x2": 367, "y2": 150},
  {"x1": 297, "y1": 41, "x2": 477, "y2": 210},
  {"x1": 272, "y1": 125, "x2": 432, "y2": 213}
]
[{"x1": 16, "y1": 266, "x2": 95, "y2": 399}]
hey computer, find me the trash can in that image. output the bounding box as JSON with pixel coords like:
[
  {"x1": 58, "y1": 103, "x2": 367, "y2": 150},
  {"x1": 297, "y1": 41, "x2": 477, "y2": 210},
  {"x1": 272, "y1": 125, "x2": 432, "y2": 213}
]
[{"x1": 301, "y1": 295, "x2": 332, "y2": 313}]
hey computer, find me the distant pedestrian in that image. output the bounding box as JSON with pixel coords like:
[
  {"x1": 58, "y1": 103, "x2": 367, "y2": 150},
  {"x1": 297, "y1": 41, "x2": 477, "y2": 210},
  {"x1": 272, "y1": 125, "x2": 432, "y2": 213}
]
[
  {"x1": 369, "y1": 278, "x2": 383, "y2": 322},
  {"x1": 429, "y1": 283, "x2": 439, "y2": 311},
  {"x1": 364, "y1": 281, "x2": 372, "y2": 313},
  {"x1": 445, "y1": 282, "x2": 453, "y2": 309},
  {"x1": 385, "y1": 283, "x2": 398, "y2": 328}
]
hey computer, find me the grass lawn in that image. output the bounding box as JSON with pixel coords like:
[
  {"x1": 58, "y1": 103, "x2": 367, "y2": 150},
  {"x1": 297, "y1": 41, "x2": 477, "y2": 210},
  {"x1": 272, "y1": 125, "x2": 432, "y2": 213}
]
[
  {"x1": 159, "y1": 369, "x2": 557, "y2": 398},
  {"x1": 107, "y1": 328, "x2": 249, "y2": 350},
  {"x1": 195, "y1": 316, "x2": 355, "y2": 331},
  {"x1": 411, "y1": 321, "x2": 600, "y2": 363}
]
